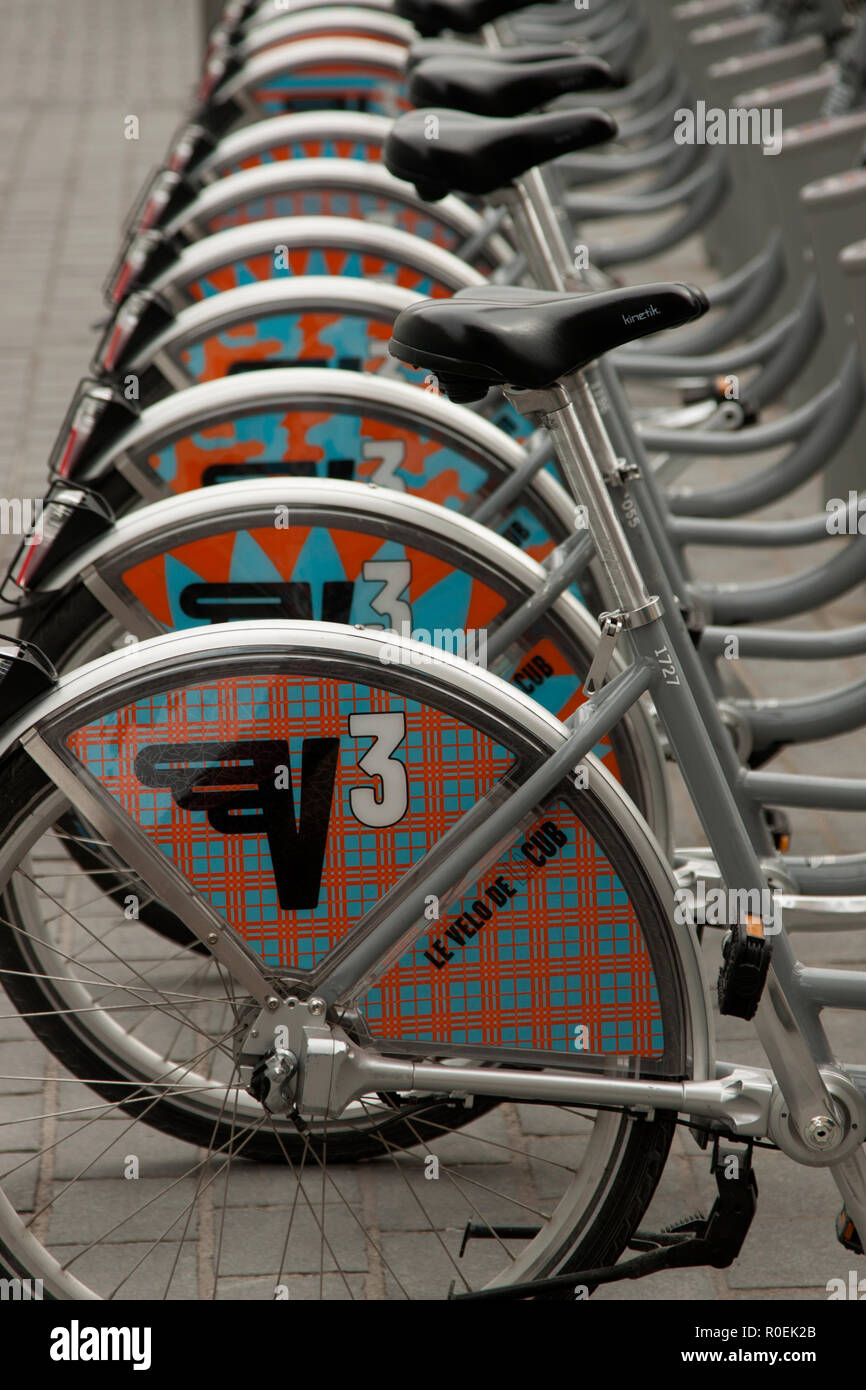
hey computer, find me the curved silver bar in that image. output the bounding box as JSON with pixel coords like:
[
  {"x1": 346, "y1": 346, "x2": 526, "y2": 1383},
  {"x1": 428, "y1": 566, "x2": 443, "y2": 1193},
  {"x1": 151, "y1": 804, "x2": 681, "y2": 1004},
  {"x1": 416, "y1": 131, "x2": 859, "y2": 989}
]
[
  {"x1": 148, "y1": 215, "x2": 488, "y2": 300},
  {"x1": 78, "y1": 367, "x2": 531, "y2": 481},
  {"x1": 671, "y1": 509, "x2": 837, "y2": 548},
  {"x1": 668, "y1": 351, "x2": 864, "y2": 518},
  {"x1": 644, "y1": 365, "x2": 843, "y2": 456},
  {"x1": 49, "y1": 476, "x2": 557, "y2": 592},
  {"x1": 699, "y1": 533, "x2": 866, "y2": 625},
  {"x1": 245, "y1": 0, "x2": 395, "y2": 23},
  {"x1": 237, "y1": 7, "x2": 414, "y2": 54},
  {"x1": 164, "y1": 157, "x2": 502, "y2": 256},
  {"x1": 217, "y1": 35, "x2": 406, "y2": 104},
  {"x1": 148, "y1": 211, "x2": 489, "y2": 304},
  {"x1": 127, "y1": 276, "x2": 422, "y2": 372},
  {"x1": 197, "y1": 110, "x2": 391, "y2": 177},
  {"x1": 701, "y1": 621, "x2": 866, "y2": 661}
]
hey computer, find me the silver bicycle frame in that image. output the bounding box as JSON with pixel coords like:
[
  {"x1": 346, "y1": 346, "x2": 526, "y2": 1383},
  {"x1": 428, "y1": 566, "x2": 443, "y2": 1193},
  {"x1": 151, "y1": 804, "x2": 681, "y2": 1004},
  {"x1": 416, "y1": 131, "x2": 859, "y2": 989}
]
[
  {"x1": 477, "y1": 133, "x2": 866, "y2": 890},
  {"x1": 9, "y1": 588, "x2": 866, "y2": 1236}
]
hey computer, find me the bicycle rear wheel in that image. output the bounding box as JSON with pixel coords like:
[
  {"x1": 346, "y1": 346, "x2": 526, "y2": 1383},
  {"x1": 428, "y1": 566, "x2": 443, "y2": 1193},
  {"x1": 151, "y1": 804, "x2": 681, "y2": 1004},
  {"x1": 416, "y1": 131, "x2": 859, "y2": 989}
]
[{"x1": 0, "y1": 622, "x2": 702, "y2": 1297}]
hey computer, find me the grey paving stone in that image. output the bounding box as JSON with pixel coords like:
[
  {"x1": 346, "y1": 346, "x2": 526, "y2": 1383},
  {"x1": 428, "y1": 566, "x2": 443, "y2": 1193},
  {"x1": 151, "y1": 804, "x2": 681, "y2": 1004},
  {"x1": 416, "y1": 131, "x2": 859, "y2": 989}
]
[
  {"x1": 399, "y1": 1103, "x2": 512, "y2": 1164},
  {"x1": 0, "y1": 995, "x2": 35, "y2": 1044},
  {"x1": 815, "y1": 1007, "x2": 866, "y2": 1059},
  {"x1": 524, "y1": 1133, "x2": 592, "y2": 1201},
  {"x1": 215, "y1": 1204, "x2": 368, "y2": 1277},
  {"x1": 724, "y1": 1217, "x2": 854, "y2": 1291},
  {"x1": 368, "y1": 1160, "x2": 536, "y2": 1233},
  {"x1": 212, "y1": 1160, "x2": 361, "y2": 1207},
  {"x1": 515, "y1": 1103, "x2": 594, "y2": 1136},
  {"x1": 0, "y1": 1042, "x2": 49, "y2": 1094},
  {"x1": 795, "y1": 930, "x2": 866, "y2": 966},
  {"x1": 216, "y1": 1272, "x2": 366, "y2": 1300},
  {"x1": 381, "y1": 1228, "x2": 512, "y2": 1299},
  {"x1": 53, "y1": 1117, "x2": 200, "y2": 1181},
  {"x1": 594, "y1": 1267, "x2": 719, "y2": 1300},
  {"x1": 0, "y1": 1155, "x2": 39, "y2": 1211},
  {"x1": 0, "y1": 0, "x2": 864, "y2": 1308},
  {"x1": 0, "y1": 1099, "x2": 44, "y2": 1154},
  {"x1": 52, "y1": 1240, "x2": 198, "y2": 1300},
  {"x1": 46, "y1": 1177, "x2": 202, "y2": 1245}
]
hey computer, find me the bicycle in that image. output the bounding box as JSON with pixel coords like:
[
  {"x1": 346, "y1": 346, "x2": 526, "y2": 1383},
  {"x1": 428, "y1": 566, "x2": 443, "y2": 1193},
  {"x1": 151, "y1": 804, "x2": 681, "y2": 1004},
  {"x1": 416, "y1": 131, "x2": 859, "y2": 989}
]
[
  {"x1": 0, "y1": 284, "x2": 864, "y2": 1297},
  {"x1": 1, "y1": 0, "x2": 866, "y2": 1289}
]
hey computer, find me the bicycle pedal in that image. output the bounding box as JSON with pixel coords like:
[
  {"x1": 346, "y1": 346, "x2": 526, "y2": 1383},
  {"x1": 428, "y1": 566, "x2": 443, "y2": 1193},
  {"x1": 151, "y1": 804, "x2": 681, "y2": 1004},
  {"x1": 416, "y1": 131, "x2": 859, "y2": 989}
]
[
  {"x1": 836, "y1": 1209, "x2": 864, "y2": 1256},
  {"x1": 717, "y1": 918, "x2": 773, "y2": 1020},
  {"x1": 458, "y1": 1222, "x2": 540, "y2": 1257}
]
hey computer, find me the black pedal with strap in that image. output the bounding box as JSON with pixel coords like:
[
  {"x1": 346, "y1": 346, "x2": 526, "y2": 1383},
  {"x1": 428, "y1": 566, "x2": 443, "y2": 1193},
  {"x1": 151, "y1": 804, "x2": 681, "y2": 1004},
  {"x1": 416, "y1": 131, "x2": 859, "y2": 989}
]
[{"x1": 717, "y1": 916, "x2": 772, "y2": 1020}]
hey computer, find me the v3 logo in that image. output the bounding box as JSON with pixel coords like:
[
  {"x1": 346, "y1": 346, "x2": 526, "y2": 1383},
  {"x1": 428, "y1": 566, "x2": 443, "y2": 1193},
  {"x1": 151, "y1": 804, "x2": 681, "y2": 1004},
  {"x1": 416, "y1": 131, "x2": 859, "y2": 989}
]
[
  {"x1": 177, "y1": 560, "x2": 412, "y2": 631},
  {"x1": 133, "y1": 716, "x2": 409, "y2": 911}
]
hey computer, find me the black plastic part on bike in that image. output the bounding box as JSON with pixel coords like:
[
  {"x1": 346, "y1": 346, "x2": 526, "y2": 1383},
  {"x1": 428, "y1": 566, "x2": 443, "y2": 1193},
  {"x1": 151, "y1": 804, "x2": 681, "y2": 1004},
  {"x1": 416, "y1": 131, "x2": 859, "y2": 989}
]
[
  {"x1": 111, "y1": 229, "x2": 186, "y2": 308},
  {"x1": 394, "y1": 0, "x2": 530, "y2": 38},
  {"x1": 384, "y1": 107, "x2": 618, "y2": 203},
  {"x1": 836, "y1": 1208, "x2": 864, "y2": 1255},
  {"x1": 172, "y1": 123, "x2": 219, "y2": 179},
  {"x1": 763, "y1": 806, "x2": 792, "y2": 853},
  {"x1": 389, "y1": 284, "x2": 709, "y2": 401},
  {"x1": 96, "y1": 291, "x2": 175, "y2": 378},
  {"x1": 6, "y1": 490, "x2": 116, "y2": 598},
  {"x1": 717, "y1": 922, "x2": 773, "y2": 1021},
  {"x1": 405, "y1": 40, "x2": 571, "y2": 72},
  {"x1": 450, "y1": 1139, "x2": 757, "y2": 1300},
  {"x1": 407, "y1": 55, "x2": 618, "y2": 119},
  {"x1": 0, "y1": 639, "x2": 57, "y2": 725}
]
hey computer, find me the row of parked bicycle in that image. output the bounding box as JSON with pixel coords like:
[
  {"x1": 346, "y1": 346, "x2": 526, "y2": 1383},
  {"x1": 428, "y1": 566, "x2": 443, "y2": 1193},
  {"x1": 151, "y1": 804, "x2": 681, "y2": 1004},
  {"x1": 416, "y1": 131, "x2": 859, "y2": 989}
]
[{"x1": 2, "y1": 0, "x2": 866, "y2": 1300}]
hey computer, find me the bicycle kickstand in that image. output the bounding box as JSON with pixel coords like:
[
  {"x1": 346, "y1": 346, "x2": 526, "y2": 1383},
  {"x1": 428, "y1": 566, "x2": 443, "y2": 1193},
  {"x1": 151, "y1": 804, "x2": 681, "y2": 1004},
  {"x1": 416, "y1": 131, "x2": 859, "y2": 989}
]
[{"x1": 449, "y1": 1136, "x2": 758, "y2": 1301}]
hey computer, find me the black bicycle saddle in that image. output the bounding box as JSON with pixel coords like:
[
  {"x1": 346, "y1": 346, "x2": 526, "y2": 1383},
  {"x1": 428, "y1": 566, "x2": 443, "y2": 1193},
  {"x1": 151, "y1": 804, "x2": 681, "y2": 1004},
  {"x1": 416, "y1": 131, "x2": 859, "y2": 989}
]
[
  {"x1": 405, "y1": 39, "x2": 576, "y2": 71},
  {"x1": 389, "y1": 284, "x2": 710, "y2": 402},
  {"x1": 395, "y1": 0, "x2": 532, "y2": 38},
  {"x1": 408, "y1": 54, "x2": 620, "y2": 117},
  {"x1": 384, "y1": 107, "x2": 618, "y2": 201}
]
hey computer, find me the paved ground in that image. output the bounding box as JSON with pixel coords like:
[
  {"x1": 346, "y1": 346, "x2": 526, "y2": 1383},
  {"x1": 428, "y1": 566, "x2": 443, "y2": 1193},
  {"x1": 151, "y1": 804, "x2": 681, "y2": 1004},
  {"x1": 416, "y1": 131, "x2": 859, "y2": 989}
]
[{"x1": 0, "y1": 0, "x2": 865, "y2": 1302}]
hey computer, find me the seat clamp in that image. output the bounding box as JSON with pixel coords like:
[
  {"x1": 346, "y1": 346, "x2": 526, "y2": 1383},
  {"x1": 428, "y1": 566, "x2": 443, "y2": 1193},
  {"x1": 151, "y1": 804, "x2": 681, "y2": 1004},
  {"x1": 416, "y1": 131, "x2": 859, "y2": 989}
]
[
  {"x1": 502, "y1": 383, "x2": 570, "y2": 420},
  {"x1": 605, "y1": 456, "x2": 641, "y2": 487},
  {"x1": 618, "y1": 595, "x2": 664, "y2": 629}
]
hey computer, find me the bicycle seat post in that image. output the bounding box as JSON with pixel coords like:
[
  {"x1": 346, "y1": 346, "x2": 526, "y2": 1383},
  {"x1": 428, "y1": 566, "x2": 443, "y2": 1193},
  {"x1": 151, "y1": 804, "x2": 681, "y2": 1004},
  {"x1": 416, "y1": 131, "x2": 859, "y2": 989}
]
[
  {"x1": 495, "y1": 170, "x2": 576, "y2": 293},
  {"x1": 505, "y1": 372, "x2": 659, "y2": 631}
]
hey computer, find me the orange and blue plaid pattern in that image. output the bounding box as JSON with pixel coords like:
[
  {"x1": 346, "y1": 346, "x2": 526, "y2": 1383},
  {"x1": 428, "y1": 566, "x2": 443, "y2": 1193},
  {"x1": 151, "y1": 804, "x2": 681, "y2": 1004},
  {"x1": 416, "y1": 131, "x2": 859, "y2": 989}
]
[{"x1": 67, "y1": 673, "x2": 663, "y2": 1058}]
